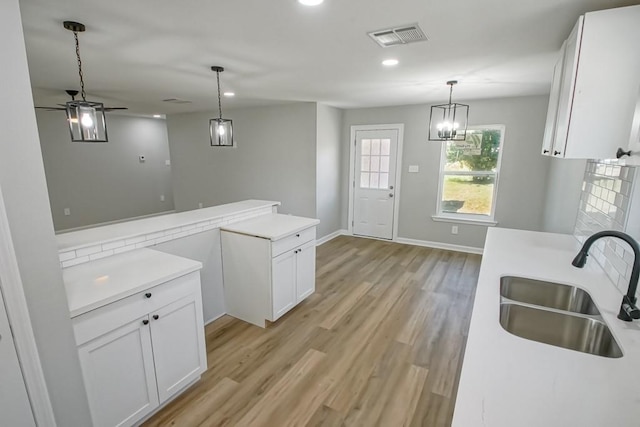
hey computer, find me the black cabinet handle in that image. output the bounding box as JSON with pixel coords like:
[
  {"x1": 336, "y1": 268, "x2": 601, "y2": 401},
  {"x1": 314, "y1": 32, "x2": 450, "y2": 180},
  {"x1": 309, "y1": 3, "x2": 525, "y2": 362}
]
[
  {"x1": 296, "y1": 233, "x2": 300, "y2": 237},
  {"x1": 554, "y1": 151, "x2": 561, "y2": 156},
  {"x1": 153, "y1": 314, "x2": 159, "y2": 320},
  {"x1": 617, "y1": 147, "x2": 632, "y2": 159},
  {"x1": 145, "y1": 293, "x2": 152, "y2": 299},
  {"x1": 543, "y1": 149, "x2": 550, "y2": 154},
  {"x1": 142, "y1": 319, "x2": 149, "y2": 325}
]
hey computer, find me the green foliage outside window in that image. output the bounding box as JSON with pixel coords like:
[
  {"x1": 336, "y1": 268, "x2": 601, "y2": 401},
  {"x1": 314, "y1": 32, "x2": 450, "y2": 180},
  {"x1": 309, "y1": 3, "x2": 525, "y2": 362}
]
[{"x1": 446, "y1": 129, "x2": 501, "y2": 181}]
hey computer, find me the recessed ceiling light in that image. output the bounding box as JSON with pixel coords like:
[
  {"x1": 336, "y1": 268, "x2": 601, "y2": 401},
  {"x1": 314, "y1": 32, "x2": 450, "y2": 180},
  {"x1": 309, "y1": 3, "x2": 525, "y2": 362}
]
[
  {"x1": 153, "y1": 114, "x2": 162, "y2": 118},
  {"x1": 382, "y1": 59, "x2": 399, "y2": 66},
  {"x1": 298, "y1": 0, "x2": 324, "y2": 6},
  {"x1": 223, "y1": 92, "x2": 235, "y2": 97}
]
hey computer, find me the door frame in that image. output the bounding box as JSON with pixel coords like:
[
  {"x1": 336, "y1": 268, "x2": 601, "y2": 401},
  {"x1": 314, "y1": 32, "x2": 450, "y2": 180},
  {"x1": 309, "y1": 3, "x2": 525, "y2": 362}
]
[
  {"x1": 0, "y1": 183, "x2": 56, "y2": 426},
  {"x1": 347, "y1": 124, "x2": 404, "y2": 240}
]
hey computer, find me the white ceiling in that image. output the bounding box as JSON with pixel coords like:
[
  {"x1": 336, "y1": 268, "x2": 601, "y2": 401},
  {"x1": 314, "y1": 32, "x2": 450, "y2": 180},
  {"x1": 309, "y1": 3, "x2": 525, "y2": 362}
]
[{"x1": 19, "y1": 0, "x2": 640, "y2": 115}]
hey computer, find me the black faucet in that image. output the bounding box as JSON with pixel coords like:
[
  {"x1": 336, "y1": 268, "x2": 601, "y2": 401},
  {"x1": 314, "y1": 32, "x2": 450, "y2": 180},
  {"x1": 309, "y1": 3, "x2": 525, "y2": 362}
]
[{"x1": 572, "y1": 230, "x2": 640, "y2": 321}]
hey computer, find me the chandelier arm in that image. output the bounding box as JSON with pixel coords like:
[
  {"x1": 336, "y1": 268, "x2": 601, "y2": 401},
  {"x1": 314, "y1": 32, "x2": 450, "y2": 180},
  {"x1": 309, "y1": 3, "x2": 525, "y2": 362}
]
[{"x1": 73, "y1": 31, "x2": 87, "y2": 101}]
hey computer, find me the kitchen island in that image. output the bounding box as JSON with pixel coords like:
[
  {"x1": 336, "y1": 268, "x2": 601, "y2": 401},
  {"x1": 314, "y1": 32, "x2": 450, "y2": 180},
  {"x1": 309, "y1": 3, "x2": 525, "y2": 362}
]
[{"x1": 453, "y1": 228, "x2": 640, "y2": 426}]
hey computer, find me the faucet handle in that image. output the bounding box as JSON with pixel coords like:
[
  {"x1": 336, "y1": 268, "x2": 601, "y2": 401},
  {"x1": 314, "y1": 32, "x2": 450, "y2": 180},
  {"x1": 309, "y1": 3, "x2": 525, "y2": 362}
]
[{"x1": 618, "y1": 295, "x2": 640, "y2": 321}]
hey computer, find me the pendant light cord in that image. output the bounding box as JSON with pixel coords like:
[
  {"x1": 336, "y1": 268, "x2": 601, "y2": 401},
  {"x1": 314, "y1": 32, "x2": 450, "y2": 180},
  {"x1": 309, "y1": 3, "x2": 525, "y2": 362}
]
[
  {"x1": 216, "y1": 70, "x2": 223, "y2": 120},
  {"x1": 73, "y1": 31, "x2": 87, "y2": 101},
  {"x1": 448, "y1": 82, "x2": 453, "y2": 105}
]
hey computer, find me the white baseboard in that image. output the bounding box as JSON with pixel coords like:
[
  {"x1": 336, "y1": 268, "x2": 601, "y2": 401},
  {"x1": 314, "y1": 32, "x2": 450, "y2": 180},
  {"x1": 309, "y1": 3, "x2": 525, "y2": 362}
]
[
  {"x1": 316, "y1": 229, "x2": 348, "y2": 246},
  {"x1": 394, "y1": 237, "x2": 483, "y2": 255},
  {"x1": 204, "y1": 312, "x2": 226, "y2": 326}
]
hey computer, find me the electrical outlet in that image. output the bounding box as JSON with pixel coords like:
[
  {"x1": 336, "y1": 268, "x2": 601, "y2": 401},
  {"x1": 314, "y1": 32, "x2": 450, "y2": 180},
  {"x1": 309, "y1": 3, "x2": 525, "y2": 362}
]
[
  {"x1": 451, "y1": 225, "x2": 459, "y2": 235},
  {"x1": 160, "y1": 195, "x2": 165, "y2": 202},
  {"x1": 409, "y1": 165, "x2": 419, "y2": 173},
  {"x1": 64, "y1": 208, "x2": 71, "y2": 216},
  {"x1": 198, "y1": 202, "x2": 203, "y2": 209}
]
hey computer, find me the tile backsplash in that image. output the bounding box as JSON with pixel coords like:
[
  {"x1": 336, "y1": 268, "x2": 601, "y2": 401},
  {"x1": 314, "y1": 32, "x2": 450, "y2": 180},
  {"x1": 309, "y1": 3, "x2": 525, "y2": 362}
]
[{"x1": 574, "y1": 160, "x2": 636, "y2": 295}]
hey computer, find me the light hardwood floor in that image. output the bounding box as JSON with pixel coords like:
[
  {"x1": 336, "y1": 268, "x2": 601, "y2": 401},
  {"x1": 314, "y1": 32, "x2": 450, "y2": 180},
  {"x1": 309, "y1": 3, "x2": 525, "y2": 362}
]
[{"x1": 143, "y1": 236, "x2": 481, "y2": 427}]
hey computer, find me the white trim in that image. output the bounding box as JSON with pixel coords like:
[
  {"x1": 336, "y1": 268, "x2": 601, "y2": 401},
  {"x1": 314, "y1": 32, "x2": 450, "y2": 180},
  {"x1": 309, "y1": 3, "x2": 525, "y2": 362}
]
[
  {"x1": 316, "y1": 229, "x2": 348, "y2": 246},
  {"x1": 431, "y1": 215, "x2": 498, "y2": 226},
  {"x1": 394, "y1": 237, "x2": 484, "y2": 255},
  {"x1": 348, "y1": 124, "x2": 405, "y2": 239},
  {"x1": 436, "y1": 124, "x2": 506, "y2": 222},
  {"x1": 204, "y1": 312, "x2": 226, "y2": 326},
  {"x1": 0, "y1": 185, "x2": 56, "y2": 426}
]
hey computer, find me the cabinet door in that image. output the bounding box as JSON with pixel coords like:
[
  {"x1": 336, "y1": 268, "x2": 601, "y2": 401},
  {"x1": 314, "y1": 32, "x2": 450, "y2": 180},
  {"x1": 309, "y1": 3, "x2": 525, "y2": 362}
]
[
  {"x1": 78, "y1": 317, "x2": 158, "y2": 427},
  {"x1": 296, "y1": 241, "x2": 316, "y2": 303},
  {"x1": 541, "y1": 42, "x2": 566, "y2": 156},
  {"x1": 272, "y1": 250, "x2": 297, "y2": 321},
  {"x1": 150, "y1": 294, "x2": 206, "y2": 403},
  {"x1": 553, "y1": 16, "x2": 583, "y2": 157}
]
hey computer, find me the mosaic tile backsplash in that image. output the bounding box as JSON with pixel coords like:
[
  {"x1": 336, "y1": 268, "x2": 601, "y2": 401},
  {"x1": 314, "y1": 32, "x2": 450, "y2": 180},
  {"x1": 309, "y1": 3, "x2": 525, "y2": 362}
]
[{"x1": 574, "y1": 160, "x2": 636, "y2": 296}]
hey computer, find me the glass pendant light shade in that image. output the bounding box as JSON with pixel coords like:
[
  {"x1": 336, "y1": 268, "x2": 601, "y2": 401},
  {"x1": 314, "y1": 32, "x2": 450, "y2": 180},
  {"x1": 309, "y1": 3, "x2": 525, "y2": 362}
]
[
  {"x1": 428, "y1": 81, "x2": 469, "y2": 141},
  {"x1": 209, "y1": 66, "x2": 234, "y2": 147},
  {"x1": 66, "y1": 100, "x2": 108, "y2": 142},
  {"x1": 210, "y1": 118, "x2": 233, "y2": 146}
]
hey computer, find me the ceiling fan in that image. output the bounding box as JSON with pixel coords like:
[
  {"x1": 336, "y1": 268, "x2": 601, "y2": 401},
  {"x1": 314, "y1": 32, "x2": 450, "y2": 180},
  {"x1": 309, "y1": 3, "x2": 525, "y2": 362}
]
[{"x1": 35, "y1": 89, "x2": 128, "y2": 112}]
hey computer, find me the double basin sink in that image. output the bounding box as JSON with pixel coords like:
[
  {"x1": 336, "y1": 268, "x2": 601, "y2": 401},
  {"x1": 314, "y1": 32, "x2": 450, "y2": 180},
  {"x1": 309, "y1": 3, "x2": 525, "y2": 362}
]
[{"x1": 499, "y1": 276, "x2": 622, "y2": 358}]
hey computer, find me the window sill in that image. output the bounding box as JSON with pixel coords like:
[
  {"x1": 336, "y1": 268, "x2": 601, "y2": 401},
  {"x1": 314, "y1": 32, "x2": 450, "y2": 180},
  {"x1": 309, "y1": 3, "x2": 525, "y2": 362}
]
[{"x1": 431, "y1": 215, "x2": 498, "y2": 227}]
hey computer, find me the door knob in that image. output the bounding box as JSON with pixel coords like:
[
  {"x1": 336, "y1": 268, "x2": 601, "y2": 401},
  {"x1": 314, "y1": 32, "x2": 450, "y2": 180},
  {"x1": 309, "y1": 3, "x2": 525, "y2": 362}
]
[
  {"x1": 389, "y1": 193, "x2": 394, "y2": 198},
  {"x1": 389, "y1": 185, "x2": 394, "y2": 190}
]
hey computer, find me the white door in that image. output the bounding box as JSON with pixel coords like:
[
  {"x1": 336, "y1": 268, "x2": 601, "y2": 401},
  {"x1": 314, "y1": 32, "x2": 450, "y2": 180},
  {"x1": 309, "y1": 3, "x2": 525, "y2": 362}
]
[
  {"x1": 0, "y1": 282, "x2": 35, "y2": 427},
  {"x1": 150, "y1": 294, "x2": 206, "y2": 403},
  {"x1": 353, "y1": 129, "x2": 399, "y2": 239},
  {"x1": 272, "y1": 250, "x2": 297, "y2": 320},
  {"x1": 78, "y1": 316, "x2": 158, "y2": 427},
  {"x1": 295, "y1": 240, "x2": 316, "y2": 302}
]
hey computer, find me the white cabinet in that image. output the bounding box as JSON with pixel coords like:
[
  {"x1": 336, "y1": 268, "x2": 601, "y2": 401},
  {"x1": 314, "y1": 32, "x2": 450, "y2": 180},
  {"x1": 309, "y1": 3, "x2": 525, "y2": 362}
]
[
  {"x1": 221, "y1": 213, "x2": 319, "y2": 328},
  {"x1": 72, "y1": 271, "x2": 206, "y2": 427},
  {"x1": 542, "y1": 5, "x2": 640, "y2": 159}
]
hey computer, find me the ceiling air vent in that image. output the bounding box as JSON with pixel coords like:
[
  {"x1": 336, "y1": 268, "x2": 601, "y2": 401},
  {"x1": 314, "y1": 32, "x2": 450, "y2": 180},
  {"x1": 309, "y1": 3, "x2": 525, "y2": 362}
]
[
  {"x1": 368, "y1": 23, "x2": 427, "y2": 48},
  {"x1": 162, "y1": 98, "x2": 192, "y2": 104}
]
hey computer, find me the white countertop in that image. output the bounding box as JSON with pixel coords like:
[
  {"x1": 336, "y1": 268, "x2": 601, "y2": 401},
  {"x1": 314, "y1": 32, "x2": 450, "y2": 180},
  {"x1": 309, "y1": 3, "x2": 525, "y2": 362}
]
[
  {"x1": 63, "y1": 248, "x2": 202, "y2": 317},
  {"x1": 220, "y1": 213, "x2": 319, "y2": 240},
  {"x1": 57, "y1": 199, "x2": 279, "y2": 252},
  {"x1": 452, "y1": 228, "x2": 640, "y2": 427}
]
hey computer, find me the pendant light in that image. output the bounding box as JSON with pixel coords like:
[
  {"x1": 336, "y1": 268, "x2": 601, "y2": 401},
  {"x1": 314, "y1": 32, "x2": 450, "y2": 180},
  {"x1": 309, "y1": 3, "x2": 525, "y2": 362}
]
[
  {"x1": 428, "y1": 80, "x2": 469, "y2": 141},
  {"x1": 63, "y1": 21, "x2": 108, "y2": 142},
  {"x1": 209, "y1": 66, "x2": 233, "y2": 147}
]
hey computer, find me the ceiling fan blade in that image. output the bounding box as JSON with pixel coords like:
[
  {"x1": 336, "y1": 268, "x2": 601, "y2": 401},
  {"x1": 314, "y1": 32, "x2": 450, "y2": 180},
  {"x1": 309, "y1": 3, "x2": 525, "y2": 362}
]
[
  {"x1": 35, "y1": 106, "x2": 66, "y2": 111},
  {"x1": 103, "y1": 107, "x2": 129, "y2": 111}
]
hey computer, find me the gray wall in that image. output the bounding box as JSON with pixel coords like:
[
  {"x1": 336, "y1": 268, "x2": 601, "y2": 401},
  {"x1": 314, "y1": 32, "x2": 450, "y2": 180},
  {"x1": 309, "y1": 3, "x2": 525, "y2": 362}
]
[
  {"x1": 542, "y1": 157, "x2": 586, "y2": 233},
  {"x1": 36, "y1": 112, "x2": 174, "y2": 231},
  {"x1": 316, "y1": 104, "x2": 344, "y2": 238},
  {"x1": 1, "y1": 1, "x2": 91, "y2": 425},
  {"x1": 342, "y1": 95, "x2": 551, "y2": 249},
  {"x1": 167, "y1": 103, "x2": 317, "y2": 218}
]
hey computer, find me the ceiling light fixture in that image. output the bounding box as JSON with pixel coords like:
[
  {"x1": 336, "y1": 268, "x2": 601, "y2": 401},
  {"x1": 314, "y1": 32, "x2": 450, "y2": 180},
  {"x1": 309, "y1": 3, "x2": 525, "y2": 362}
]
[
  {"x1": 209, "y1": 66, "x2": 233, "y2": 147},
  {"x1": 382, "y1": 59, "x2": 399, "y2": 66},
  {"x1": 298, "y1": 0, "x2": 324, "y2": 5},
  {"x1": 223, "y1": 92, "x2": 235, "y2": 97},
  {"x1": 62, "y1": 21, "x2": 109, "y2": 142},
  {"x1": 428, "y1": 80, "x2": 469, "y2": 141},
  {"x1": 153, "y1": 114, "x2": 162, "y2": 118}
]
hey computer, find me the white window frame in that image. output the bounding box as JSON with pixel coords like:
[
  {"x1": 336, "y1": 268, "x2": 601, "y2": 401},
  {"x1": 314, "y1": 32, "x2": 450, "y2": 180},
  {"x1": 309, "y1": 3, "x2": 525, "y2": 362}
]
[{"x1": 432, "y1": 124, "x2": 506, "y2": 226}]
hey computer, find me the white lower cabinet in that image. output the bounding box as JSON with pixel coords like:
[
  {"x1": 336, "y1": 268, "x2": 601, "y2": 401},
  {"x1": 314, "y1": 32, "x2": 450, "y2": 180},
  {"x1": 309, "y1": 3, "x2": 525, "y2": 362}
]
[
  {"x1": 73, "y1": 271, "x2": 206, "y2": 427},
  {"x1": 221, "y1": 214, "x2": 319, "y2": 328}
]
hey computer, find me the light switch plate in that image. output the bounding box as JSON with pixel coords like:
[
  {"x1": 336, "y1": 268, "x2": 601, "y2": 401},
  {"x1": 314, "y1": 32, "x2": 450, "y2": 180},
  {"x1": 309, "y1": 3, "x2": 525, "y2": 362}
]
[{"x1": 409, "y1": 165, "x2": 419, "y2": 173}]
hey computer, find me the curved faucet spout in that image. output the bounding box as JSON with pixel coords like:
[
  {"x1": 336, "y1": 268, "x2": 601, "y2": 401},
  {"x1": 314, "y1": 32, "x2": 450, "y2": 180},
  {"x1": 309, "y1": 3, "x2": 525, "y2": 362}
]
[{"x1": 572, "y1": 230, "x2": 640, "y2": 321}]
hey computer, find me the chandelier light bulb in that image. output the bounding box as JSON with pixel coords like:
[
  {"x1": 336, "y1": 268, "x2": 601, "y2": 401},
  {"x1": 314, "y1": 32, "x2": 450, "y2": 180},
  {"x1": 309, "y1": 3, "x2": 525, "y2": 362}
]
[
  {"x1": 218, "y1": 124, "x2": 226, "y2": 135},
  {"x1": 81, "y1": 112, "x2": 94, "y2": 128}
]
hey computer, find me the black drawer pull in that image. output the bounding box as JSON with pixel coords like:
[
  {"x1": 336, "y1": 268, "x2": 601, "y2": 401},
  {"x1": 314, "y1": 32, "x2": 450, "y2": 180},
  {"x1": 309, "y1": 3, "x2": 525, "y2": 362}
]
[
  {"x1": 145, "y1": 293, "x2": 152, "y2": 298},
  {"x1": 142, "y1": 319, "x2": 149, "y2": 325},
  {"x1": 153, "y1": 314, "x2": 159, "y2": 320}
]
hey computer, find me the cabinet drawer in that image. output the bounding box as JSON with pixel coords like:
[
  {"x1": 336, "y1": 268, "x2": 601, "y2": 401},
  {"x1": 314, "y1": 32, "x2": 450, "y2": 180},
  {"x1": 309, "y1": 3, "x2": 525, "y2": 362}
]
[
  {"x1": 73, "y1": 271, "x2": 200, "y2": 346},
  {"x1": 272, "y1": 226, "x2": 316, "y2": 257}
]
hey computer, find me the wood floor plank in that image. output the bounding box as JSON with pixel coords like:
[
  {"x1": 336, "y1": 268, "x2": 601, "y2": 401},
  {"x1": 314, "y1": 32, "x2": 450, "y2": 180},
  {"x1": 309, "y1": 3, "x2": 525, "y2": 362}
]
[{"x1": 143, "y1": 237, "x2": 481, "y2": 427}]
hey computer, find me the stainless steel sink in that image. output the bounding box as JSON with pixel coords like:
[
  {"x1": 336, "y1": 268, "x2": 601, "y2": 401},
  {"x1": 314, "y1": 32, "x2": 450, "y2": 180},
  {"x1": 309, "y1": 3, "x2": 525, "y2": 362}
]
[
  {"x1": 499, "y1": 302, "x2": 622, "y2": 358},
  {"x1": 501, "y1": 276, "x2": 600, "y2": 315}
]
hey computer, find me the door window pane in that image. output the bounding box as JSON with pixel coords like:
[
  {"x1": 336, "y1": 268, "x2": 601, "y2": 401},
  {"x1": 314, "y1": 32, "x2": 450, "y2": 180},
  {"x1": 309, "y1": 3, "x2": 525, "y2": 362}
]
[
  {"x1": 380, "y1": 156, "x2": 389, "y2": 172},
  {"x1": 361, "y1": 139, "x2": 371, "y2": 155},
  {"x1": 370, "y1": 156, "x2": 380, "y2": 172},
  {"x1": 361, "y1": 156, "x2": 370, "y2": 172},
  {"x1": 360, "y1": 173, "x2": 370, "y2": 188},
  {"x1": 370, "y1": 173, "x2": 379, "y2": 188},
  {"x1": 381, "y1": 139, "x2": 390, "y2": 155},
  {"x1": 379, "y1": 173, "x2": 389, "y2": 189},
  {"x1": 371, "y1": 139, "x2": 381, "y2": 155}
]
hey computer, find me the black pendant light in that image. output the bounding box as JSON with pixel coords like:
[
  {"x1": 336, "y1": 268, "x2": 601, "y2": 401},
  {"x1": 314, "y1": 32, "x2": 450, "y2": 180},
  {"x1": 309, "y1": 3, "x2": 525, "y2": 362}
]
[
  {"x1": 428, "y1": 80, "x2": 469, "y2": 141},
  {"x1": 209, "y1": 66, "x2": 234, "y2": 147},
  {"x1": 63, "y1": 21, "x2": 108, "y2": 142}
]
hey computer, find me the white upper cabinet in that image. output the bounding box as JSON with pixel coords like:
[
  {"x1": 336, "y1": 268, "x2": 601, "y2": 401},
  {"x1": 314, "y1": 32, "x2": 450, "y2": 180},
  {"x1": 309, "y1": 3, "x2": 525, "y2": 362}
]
[{"x1": 542, "y1": 5, "x2": 640, "y2": 160}]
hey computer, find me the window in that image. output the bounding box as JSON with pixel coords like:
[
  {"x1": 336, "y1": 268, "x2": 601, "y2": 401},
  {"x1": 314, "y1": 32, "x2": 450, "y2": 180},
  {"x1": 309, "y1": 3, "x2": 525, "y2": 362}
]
[
  {"x1": 434, "y1": 125, "x2": 505, "y2": 224},
  {"x1": 359, "y1": 138, "x2": 392, "y2": 189}
]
